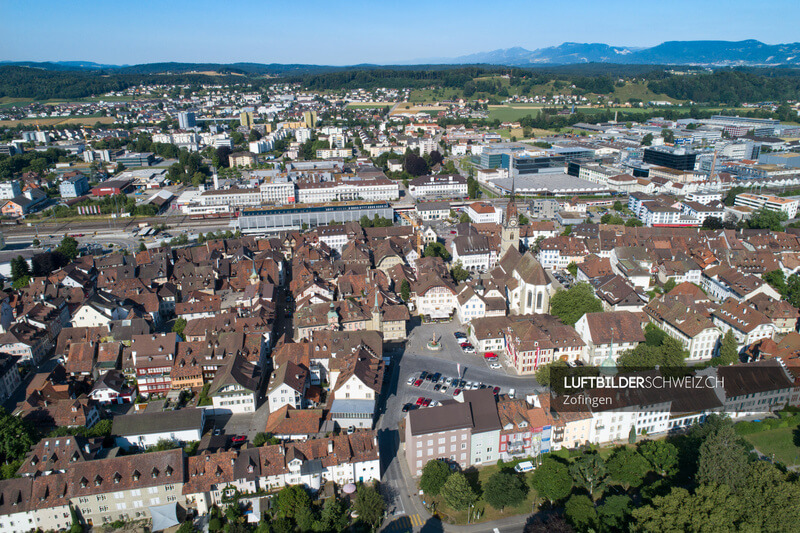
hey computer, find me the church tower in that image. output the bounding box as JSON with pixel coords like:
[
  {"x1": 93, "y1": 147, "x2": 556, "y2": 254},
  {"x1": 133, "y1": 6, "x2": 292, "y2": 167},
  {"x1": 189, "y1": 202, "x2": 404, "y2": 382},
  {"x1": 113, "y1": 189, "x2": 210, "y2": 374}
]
[{"x1": 500, "y1": 177, "x2": 520, "y2": 257}]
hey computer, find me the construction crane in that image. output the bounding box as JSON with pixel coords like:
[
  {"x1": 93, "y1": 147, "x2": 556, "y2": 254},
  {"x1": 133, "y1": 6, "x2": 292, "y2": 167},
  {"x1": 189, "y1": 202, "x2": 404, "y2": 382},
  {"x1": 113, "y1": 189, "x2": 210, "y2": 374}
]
[{"x1": 397, "y1": 210, "x2": 424, "y2": 255}]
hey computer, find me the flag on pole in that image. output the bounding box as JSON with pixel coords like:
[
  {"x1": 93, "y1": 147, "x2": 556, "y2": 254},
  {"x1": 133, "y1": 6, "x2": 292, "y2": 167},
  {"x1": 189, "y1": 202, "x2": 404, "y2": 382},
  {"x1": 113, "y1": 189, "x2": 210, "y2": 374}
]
[{"x1": 457, "y1": 363, "x2": 461, "y2": 379}]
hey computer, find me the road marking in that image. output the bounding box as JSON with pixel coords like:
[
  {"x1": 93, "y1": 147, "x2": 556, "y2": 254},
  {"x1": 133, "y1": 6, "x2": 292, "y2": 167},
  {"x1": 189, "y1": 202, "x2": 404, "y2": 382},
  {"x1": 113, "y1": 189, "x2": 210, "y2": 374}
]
[{"x1": 410, "y1": 514, "x2": 423, "y2": 526}]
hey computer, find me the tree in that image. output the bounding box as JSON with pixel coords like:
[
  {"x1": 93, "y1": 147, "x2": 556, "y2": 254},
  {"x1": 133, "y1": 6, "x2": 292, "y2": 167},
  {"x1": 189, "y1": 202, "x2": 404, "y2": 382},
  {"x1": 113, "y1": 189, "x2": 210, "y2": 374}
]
[
  {"x1": 276, "y1": 485, "x2": 311, "y2": 519},
  {"x1": 295, "y1": 505, "x2": 318, "y2": 532},
  {"x1": 483, "y1": 471, "x2": 527, "y2": 510},
  {"x1": 624, "y1": 218, "x2": 643, "y2": 227},
  {"x1": 697, "y1": 423, "x2": 751, "y2": 491},
  {"x1": 598, "y1": 495, "x2": 632, "y2": 532},
  {"x1": 661, "y1": 128, "x2": 675, "y2": 144},
  {"x1": 566, "y1": 262, "x2": 578, "y2": 278},
  {"x1": 354, "y1": 483, "x2": 385, "y2": 529},
  {"x1": 32, "y1": 251, "x2": 68, "y2": 276},
  {"x1": 715, "y1": 330, "x2": 739, "y2": 365},
  {"x1": 738, "y1": 461, "x2": 800, "y2": 532},
  {"x1": 763, "y1": 269, "x2": 788, "y2": 297},
  {"x1": 518, "y1": 214, "x2": 529, "y2": 226},
  {"x1": 633, "y1": 484, "x2": 743, "y2": 532},
  {"x1": 172, "y1": 318, "x2": 187, "y2": 337},
  {"x1": 57, "y1": 235, "x2": 79, "y2": 260},
  {"x1": 400, "y1": 279, "x2": 410, "y2": 302},
  {"x1": 523, "y1": 514, "x2": 574, "y2": 533},
  {"x1": 423, "y1": 242, "x2": 451, "y2": 261},
  {"x1": 570, "y1": 453, "x2": 607, "y2": 499},
  {"x1": 459, "y1": 212, "x2": 471, "y2": 224},
  {"x1": 450, "y1": 261, "x2": 470, "y2": 283},
  {"x1": 641, "y1": 133, "x2": 653, "y2": 146},
  {"x1": 638, "y1": 439, "x2": 678, "y2": 477},
  {"x1": 317, "y1": 496, "x2": 350, "y2": 533},
  {"x1": 534, "y1": 360, "x2": 569, "y2": 388},
  {"x1": 606, "y1": 447, "x2": 650, "y2": 488},
  {"x1": 253, "y1": 432, "x2": 279, "y2": 446},
  {"x1": 747, "y1": 208, "x2": 787, "y2": 231},
  {"x1": 564, "y1": 494, "x2": 598, "y2": 531},
  {"x1": 10, "y1": 256, "x2": 29, "y2": 282},
  {"x1": 549, "y1": 282, "x2": 603, "y2": 326},
  {"x1": 662, "y1": 278, "x2": 676, "y2": 294},
  {"x1": 531, "y1": 457, "x2": 573, "y2": 503},
  {"x1": 440, "y1": 472, "x2": 477, "y2": 511},
  {"x1": 643, "y1": 322, "x2": 667, "y2": 347},
  {"x1": 419, "y1": 459, "x2": 451, "y2": 496},
  {"x1": 613, "y1": 201, "x2": 624, "y2": 211},
  {"x1": 403, "y1": 152, "x2": 429, "y2": 176}
]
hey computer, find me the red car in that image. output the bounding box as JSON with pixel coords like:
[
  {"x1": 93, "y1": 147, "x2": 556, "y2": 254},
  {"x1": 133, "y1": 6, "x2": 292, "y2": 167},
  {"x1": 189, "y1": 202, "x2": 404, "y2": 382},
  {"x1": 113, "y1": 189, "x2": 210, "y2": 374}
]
[
  {"x1": 453, "y1": 388, "x2": 461, "y2": 396},
  {"x1": 231, "y1": 435, "x2": 247, "y2": 444},
  {"x1": 413, "y1": 379, "x2": 422, "y2": 387},
  {"x1": 416, "y1": 397, "x2": 425, "y2": 406},
  {"x1": 460, "y1": 342, "x2": 471, "y2": 348},
  {"x1": 493, "y1": 387, "x2": 500, "y2": 395},
  {"x1": 422, "y1": 398, "x2": 431, "y2": 407}
]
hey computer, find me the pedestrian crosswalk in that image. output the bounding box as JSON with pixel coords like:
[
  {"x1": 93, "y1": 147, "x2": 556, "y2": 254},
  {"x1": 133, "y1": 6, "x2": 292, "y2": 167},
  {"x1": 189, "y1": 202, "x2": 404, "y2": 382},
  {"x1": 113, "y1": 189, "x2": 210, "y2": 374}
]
[{"x1": 383, "y1": 514, "x2": 423, "y2": 531}]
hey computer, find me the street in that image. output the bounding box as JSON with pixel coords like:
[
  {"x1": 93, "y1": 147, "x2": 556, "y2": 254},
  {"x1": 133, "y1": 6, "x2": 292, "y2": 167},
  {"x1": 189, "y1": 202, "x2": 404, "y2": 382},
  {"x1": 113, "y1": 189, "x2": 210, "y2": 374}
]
[{"x1": 377, "y1": 319, "x2": 541, "y2": 532}]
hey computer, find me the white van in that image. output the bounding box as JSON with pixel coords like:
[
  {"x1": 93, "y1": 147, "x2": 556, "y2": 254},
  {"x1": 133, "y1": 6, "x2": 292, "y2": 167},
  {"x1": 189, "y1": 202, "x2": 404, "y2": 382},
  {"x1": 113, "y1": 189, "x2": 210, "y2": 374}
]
[
  {"x1": 508, "y1": 388, "x2": 516, "y2": 399},
  {"x1": 514, "y1": 461, "x2": 535, "y2": 473}
]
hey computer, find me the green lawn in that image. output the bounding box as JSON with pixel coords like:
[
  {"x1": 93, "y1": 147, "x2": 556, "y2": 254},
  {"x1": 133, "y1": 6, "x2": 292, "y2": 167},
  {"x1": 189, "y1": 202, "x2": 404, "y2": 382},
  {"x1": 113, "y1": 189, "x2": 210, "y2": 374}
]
[
  {"x1": 432, "y1": 463, "x2": 538, "y2": 525},
  {"x1": 744, "y1": 426, "x2": 800, "y2": 467},
  {"x1": 612, "y1": 82, "x2": 679, "y2": 104},
  {"x1": 408, "y1": 88, "x2": 463, "y2": 103}
]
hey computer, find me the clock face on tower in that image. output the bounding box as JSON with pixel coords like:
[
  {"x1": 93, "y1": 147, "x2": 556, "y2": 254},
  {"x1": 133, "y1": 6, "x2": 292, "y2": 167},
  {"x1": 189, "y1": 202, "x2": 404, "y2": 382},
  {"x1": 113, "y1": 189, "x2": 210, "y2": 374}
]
[{"x1": 509, "y1": 217, "x2": 517, "y2": 227}]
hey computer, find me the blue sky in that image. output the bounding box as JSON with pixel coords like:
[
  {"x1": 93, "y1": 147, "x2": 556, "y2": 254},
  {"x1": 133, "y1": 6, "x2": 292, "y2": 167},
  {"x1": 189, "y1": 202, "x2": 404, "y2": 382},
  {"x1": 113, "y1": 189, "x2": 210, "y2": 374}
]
[{"x1": 2, "y1": 0, "x2": 798, "y2": 65}]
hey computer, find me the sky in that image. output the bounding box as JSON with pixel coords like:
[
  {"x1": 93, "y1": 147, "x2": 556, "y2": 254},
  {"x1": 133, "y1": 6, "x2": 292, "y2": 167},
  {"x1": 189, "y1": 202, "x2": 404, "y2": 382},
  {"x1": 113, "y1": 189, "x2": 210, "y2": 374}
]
[{"x1": 2, "y1": 0, "x2": 799, "y2": 66}]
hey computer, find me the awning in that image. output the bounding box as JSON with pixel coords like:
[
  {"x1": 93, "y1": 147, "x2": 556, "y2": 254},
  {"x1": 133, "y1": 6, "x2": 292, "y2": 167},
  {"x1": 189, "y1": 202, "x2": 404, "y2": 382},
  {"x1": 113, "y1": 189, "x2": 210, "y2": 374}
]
[{"x1": 149, "y1": 502, "x2": 181, "y2": 532}]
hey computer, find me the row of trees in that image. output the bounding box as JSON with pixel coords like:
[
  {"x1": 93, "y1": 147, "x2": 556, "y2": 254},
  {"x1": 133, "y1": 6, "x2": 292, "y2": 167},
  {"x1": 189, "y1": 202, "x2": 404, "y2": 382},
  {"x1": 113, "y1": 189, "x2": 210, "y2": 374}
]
[
  {"x1": 526, "y1": 415, "x2": 800, "y2": 532},
  {"x1": 420, "y1": 460, "x2": 528, "y2": 513}
]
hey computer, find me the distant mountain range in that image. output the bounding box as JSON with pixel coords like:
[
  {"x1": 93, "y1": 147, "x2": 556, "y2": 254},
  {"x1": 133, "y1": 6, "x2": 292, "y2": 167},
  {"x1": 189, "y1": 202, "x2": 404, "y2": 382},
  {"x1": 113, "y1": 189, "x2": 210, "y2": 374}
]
[
  {"x1": 438, "y1": 40, "x2": 800, "y2": 67},
  {"x1": 4, "y1": 40, "x2": 800, "y2": 74}
]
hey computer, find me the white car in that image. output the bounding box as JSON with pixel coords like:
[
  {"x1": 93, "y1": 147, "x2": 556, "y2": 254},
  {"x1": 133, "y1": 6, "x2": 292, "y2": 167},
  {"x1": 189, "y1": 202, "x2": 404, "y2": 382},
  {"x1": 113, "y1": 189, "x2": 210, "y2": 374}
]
[
  {"x1": 440, "y1": 385, "x2": 449, "y2": 393},
  {"x1": 463, "y1": 347, "x2": 476, "y2": 354},
  {"x1": 407, "y1": 376, "x2": 415, "y2": 385},
  {"x1": 489, "y1": 363, "x2": 502, "y2": 370},
  {"x1": 444, "y1": 377, "x2": 453, "y2": 385}
]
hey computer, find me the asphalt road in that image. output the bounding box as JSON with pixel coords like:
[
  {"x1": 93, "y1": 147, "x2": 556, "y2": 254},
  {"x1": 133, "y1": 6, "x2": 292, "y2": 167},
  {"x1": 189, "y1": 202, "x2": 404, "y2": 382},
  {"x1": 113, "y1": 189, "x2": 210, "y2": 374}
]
[{"x1": 377, "y1": 319, "x2": 542, "y2": 532}]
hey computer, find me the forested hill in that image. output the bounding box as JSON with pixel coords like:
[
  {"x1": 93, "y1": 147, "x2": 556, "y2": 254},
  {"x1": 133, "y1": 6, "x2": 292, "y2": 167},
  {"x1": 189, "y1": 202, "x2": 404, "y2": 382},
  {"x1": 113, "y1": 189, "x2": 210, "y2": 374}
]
[{"x1": 3, "y1": 63, "x2": 800, "y2": 105}]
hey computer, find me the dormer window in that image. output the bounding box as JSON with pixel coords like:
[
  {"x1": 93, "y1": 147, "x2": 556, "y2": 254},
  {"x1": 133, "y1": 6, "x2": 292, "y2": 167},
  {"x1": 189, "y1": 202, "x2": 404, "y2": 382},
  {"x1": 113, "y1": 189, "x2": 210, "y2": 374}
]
[
  {"x1": 94, "y1": 475, "x2": 102, "y2": 486},
  {"x1": 132, "y1": 470, "x2": 140, "y2": 481},
  {"x1": 166, "y1": 466, "x2": 173, "y2": 477},
  {"x1": 151, "y1": 467, "x2": 159, "y2": 478},
  {"x1": 80, "y1": 477, "x2": 88, "y2": 488},
  {"x1": 114, "y1": 472, "x2": 121, "y2": 484}
]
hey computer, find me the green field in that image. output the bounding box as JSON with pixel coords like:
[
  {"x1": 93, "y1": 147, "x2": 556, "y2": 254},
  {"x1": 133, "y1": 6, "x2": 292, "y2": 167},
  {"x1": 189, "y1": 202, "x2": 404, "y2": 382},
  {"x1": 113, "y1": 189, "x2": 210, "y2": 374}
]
[
  {"x1": 408, "y1": 87, "x2": 464, "y2": 103},
  {"x1": 346, "y1": 102, "x2": 394, "y2": 109},
  {"x1": 744, "y1": 426, "x2": 800, "y2": 467},
  {"x1": 611, "y1": 82, "x2": 679, "y2": 104}
]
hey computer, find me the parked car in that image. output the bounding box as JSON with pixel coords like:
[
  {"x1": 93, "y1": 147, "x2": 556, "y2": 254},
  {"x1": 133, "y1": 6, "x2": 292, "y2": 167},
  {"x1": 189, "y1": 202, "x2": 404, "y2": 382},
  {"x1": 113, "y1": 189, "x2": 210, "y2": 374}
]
[
  {"x1": 515, "y1": 461, "x2": 535, "y2": 473},
  {"x1": 440, "y1": 385, "x2": 448, "y2": 393},
  {"x1": 422, "y1": 398, "x2": 431, "y2": 407},
  {"x1": 489, "y1": 362, "x2": 502, "y2": 370},
  {"x1": 407, "y1": 376, "x2": 415, "y2": 385},
  {"x1": 432, "y1": 372, "x2": 442, "y2": 382},
  {"x1": 402, "y1": 403, "x2": 413, "y2": 412},
  {"x1": 231, "y1": 435, "x2": 247, "y2": 444},
  {"x1": 416, "y1": 397, "x2": 425, "y2": 406},
  {"x1": 434, "y1": 384, "x2": 441, "y2": 391},
  {"x1": 453, "y1": 388, "x2": 461, "y2": 396},
  {"x1": 419, "y1": 371, "x2": 428, "y2": 380},
  {"x1": 413, "y1": 379, "x2": 422, "y2": 387},
  {"x1": 493, "y1": 386, "x2": 501, "y2": 395},
  {"x1": 484, "y1": 352, "x2": 497, "y2": 359}
]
